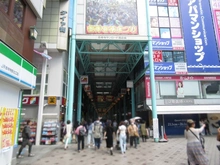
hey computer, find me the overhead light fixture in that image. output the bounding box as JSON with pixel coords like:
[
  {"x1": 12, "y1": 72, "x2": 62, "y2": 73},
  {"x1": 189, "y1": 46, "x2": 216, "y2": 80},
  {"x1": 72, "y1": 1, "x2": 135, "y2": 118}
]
[{"x1": 30, "y1": 26, "x2": 38, "y2": 40}]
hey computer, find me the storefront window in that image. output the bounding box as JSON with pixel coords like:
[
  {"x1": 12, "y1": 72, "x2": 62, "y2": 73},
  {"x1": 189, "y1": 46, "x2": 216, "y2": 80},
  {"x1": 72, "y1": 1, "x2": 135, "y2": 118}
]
[
  {"x1": 202, "y1": 81, "x2": 220, "y2": 98},
  {"x1": 62, "y1": 70, "x2": 68, "y2": 97},
  {"x1": 13, "y1": 0, "x2": 24, "y2": 28},
  {"x1": 0, "y1": 0, "x2": 9, "y2": 13}
]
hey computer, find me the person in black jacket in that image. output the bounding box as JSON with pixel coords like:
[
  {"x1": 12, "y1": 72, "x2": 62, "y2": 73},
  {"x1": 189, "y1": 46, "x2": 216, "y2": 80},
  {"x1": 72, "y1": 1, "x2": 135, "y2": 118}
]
[{"x1": 17, "y1": 120, "x2": 34, "y2": 158}]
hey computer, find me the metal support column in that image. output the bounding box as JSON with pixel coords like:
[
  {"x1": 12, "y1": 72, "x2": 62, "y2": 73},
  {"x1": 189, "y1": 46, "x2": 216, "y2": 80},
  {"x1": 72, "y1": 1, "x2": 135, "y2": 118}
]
[
  {"x1": 145, "y1": 0, "x2": 159, "y2": 142},
  {"x1": 67, "y1": 0, "x2": 77, "y2": 123},
  {"x1": 77, "y1": 82, "x2": 82, "y2": 122},
  {"x1": 131, "y1": 87, "x2": 135, "y2": 118},
  {"x1": 36, "y1": 51, "x2": 47, "y2": 145},
  {"x1": 123, "y1": 96, "x2": 126, "y2": 120}
]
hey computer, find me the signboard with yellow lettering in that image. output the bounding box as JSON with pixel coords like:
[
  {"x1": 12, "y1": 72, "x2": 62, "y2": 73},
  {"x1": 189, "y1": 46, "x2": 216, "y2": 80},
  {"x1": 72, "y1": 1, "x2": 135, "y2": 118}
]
[
  {"x1": 1, "y1": 107, "x2": 18, "y2": 149},
  {"x1": 48, "y1": 96, "x2": 57, "y2": 105}
]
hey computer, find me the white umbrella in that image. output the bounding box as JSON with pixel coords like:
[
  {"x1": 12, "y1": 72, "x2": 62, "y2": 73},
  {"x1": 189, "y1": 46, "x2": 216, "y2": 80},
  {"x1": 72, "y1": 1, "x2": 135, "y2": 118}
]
[{"x1": 131, "y1": 116, "x2": 141, "y2": 120}]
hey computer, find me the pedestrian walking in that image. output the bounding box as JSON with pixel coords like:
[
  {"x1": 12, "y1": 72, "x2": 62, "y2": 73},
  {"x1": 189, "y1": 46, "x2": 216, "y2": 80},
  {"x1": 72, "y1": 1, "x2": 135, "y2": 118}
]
[
  {"x1": 185, "y1": 119, "x2": 209, "y2": 165},
  {"x1": 63, "y1": 120, "x2": 72, "y2": 150},
  {"x1": 17, "y1": 120, "x2": 34, "y2": 158},
  {"x1": 75, "y1": 121, "x2": 86, "y2": 152},
  {"x1": 117, "y1": 121, "x2": 127, "y2": 154},
  {"x1": 92, "y1": 117, "x2": 103, "y2": 150},
  {"x1": 140, "y1": 121, "x2": 147, "y2": 142},
  {"x1": 127, "y1": 119, "x2": 138, "y2": 149},
  {"x1": 87, "y1": 119, "x2": 95, "y2": 148},
  {"x1": 104, "y1": 120, "x2": 114, "y2": 155}
]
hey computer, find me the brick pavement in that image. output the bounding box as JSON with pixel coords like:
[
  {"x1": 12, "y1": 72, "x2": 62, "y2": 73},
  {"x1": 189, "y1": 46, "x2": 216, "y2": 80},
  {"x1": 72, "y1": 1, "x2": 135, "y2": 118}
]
[{"x1": 15, "y1": 136, "x2": 220, "y2": 165}]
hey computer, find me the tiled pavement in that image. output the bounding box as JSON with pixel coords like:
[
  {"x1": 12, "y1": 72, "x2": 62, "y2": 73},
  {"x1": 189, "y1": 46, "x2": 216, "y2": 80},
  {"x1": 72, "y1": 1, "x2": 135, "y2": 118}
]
[{"x1": 15, "y1": 136, "x2": 220, "y2": 165}]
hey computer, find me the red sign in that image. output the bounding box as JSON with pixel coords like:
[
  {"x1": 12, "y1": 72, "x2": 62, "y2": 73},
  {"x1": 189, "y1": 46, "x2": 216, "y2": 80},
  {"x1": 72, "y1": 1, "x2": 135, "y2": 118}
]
[
  {"x1": 146, "y1": 75, "x2": 220, "y2": 81},
  {"x1": 153, "y1": 50, "x2": 162, "y2": 62},
  {"x1": 145, "y1": 78, "x2": 151, "y2": 98},
  {"x1": 168, "y1": 0, "x2": 178, "y2": 6},
  {"x1": 62, "y1": 97, "x2": 66, "y2": 106},
  {"x1": 22, "y1": 97, "x2": 39, "y2": 105}
]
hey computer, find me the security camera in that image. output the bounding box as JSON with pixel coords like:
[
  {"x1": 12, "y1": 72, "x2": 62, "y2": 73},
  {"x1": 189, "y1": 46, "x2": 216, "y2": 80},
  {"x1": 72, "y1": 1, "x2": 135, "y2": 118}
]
[{"x1": 40, "y1": 41, "x2": 48, "y2": 49}]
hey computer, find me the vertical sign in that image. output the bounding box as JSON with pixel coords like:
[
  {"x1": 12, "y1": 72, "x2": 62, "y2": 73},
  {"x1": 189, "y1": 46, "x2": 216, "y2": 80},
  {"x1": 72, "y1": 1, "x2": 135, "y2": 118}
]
[
  {"x1": 57, "y1": 1, "x2": 69, "y2": 51},
  {"x1": 145, "y1": 77, "x2": 151, "y2": 98},
  {"x1": 153, "y1": 50, "x2": 163, "y2": 62},
  {"x1": 1, "y1": 108, "x2": 18, "y2": 149},
  {"x1": 210, "y1": 0, "x2": 220, "y2": 50},
  {"x1": 179, "y1": 0, "x2": 220, "y2": 72},
  {"x1": 168, "y1": 0, "x2": 178, "y2": 6},
  {"x1": 0, "y1": 107, "x2": 3, "y2": 149}
]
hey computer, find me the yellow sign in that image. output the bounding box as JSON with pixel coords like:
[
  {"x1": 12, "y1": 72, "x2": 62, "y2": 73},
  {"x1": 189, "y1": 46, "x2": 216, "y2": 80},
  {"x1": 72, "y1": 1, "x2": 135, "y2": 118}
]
[
  {"x1": 48, "y1": 96, "x2": 57, "y2": 105},
  {"x1": 1, "y1": 107, "x2": 18, "y2": 148}
]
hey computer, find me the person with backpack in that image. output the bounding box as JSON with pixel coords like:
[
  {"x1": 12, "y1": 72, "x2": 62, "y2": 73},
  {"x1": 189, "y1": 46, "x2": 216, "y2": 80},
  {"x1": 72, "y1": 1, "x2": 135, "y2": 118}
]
[
  {"x1": 75, "y1": 121, "x2": 86, "y2": 152},
  {"x1": 92, "y1": 117, "x2": 103, "y2": 150},
  {"x1": 17, "y1": 120, "x2": 34, "y2": 158}
]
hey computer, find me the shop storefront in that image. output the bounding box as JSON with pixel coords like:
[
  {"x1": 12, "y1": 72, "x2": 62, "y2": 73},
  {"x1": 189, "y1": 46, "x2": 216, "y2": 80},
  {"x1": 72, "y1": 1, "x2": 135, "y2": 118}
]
[{"x1": 0, "y1": 41, "x2": 37, "y2": 164}]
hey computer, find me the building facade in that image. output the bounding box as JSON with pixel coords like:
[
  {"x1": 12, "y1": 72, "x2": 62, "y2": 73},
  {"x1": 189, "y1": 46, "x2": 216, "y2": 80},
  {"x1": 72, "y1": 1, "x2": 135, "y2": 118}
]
[
  {"x1": 0, "y1": 0, "x2": 44, "y2": 164},
  {"x1": 144, "y1": 0, "x2": 220, "y2": 135}
]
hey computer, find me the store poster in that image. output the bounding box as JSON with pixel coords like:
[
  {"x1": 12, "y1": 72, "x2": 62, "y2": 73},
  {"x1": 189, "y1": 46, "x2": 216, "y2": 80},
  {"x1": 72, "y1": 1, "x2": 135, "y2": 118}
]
[
  {"x1": 164, "y1": 114, "x2": 199, "y2": 135},
  {"x1": 170, "y1": 18, "x2": 180, "y2": 27},
  {"x1": 168, "y1": 0, "x2": 178, "y2": 6},
  {"x1": 1, "y1": 108, "x2": 18, "y2": 149},
  {"x1": 159, "y1": 17, "x2": 170, "y2": 27},
  {"x1": 213, "y1": 10, "x2": 220, "y2": 49},
  {"x1": 160, "y1": 28, "x2": 171, "y2": 38},
  {"x1": 179, "y1": 0, "x2": 220, "y2": 72},
  {"x1": 151, "y1": 17, "x2": 159, "y2": 27},
  {"x1": 86, "y1": 0, "x2": 138, "y2": 34},
  {"x1": 158, "y1": 6, "x2": 168, "y2": 16},
  {"x1": 0, "y1": 107, "x2": 3, "y2": 149},
  {"x1": 171, "y1": 28, "x2": 182, "y2": 38},
  {"x1": 168, "y1": 6, "x2": 179, "y2": 17},
  {"x1": 176, "y1": 81, "x2": 184, "y2": 98},
  {"x1": 151, "y1": 28, "x2": 160, "y2": 38},
  {"x1": 153, "y1": 50, "x2": 163, "y2": 62},
  {"x1": 207, "y1": 113, "x2": 220, "y2": 134}
]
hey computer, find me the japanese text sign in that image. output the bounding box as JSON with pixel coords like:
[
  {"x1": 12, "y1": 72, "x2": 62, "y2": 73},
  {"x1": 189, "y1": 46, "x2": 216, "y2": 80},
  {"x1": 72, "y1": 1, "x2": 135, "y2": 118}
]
[
  {"x1": 153, "y1": 50, "x2": 163, "y2": 62},
  {"x1": 179, "y1": 0, "x2": 220, "y2": 72}
]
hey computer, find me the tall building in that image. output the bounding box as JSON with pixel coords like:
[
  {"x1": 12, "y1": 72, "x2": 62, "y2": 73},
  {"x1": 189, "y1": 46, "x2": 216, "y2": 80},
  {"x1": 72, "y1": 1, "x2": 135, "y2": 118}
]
[{"x1": 0, "y1": 0, "x2": 44, "y2": 164}]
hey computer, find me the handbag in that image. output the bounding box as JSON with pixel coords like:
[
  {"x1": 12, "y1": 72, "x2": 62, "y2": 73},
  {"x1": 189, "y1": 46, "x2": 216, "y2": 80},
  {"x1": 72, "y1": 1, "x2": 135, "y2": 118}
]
[
  {"x1": 217, "y1": 132, "x2": 220, "y2": 141},
  {"x1": 189, "y1": 129, "x2": 204, "y2": 149},
  {"x1": 134, "y1": 131, "x2": 139, "y2": 137}
]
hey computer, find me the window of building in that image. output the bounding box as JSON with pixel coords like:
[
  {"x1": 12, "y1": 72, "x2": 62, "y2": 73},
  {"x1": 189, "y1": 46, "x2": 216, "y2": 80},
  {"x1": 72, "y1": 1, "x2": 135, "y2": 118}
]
[
  {"x1": 163, "y1": 51, "x2": 185, "y2": 62},
  {"x1": 173, "y1": 51, "x2": 185, "y2": 62},
  {"x1": 13, "y1": 0, "x2": 24, "y2": 28},
  {"x1": 163, "y1": 51, "x2": 173, "y2": 62},
  {"x1": 202, "y1": 81, "x2": 220, "y2": 98},
  {"x1": 23, "y1": 74, "x2": 48, "y2": 95},
  {"x1": 0, "y1": 0, "x2": 9, "y2": 13}
]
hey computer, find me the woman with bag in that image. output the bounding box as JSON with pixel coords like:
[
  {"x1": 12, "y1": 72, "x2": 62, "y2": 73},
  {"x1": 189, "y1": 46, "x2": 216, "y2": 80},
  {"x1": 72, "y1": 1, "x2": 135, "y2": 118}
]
[
  {"x1": 104, "y1": 120, "x2": 114, "y2": 155},
  {"x1": 63, "y1": 120, "x2": 72, "y2": 150},
  {"x1": 184, "y1": 119, "x2": 209, "y2": 165}
]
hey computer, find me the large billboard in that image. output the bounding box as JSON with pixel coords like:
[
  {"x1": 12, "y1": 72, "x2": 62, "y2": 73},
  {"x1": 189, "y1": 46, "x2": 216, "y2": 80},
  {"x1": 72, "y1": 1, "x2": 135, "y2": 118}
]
[
  {"x1": 86, "y1": 0, "x2": 138, "y2": 34},
  {"x1": 179, "y1": 0, "x2": 220, "y2": 72}
]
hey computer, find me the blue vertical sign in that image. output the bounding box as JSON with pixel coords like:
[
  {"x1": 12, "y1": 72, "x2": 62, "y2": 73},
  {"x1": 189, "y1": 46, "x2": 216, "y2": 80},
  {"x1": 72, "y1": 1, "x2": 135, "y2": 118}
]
[{"x1": 179, "y1": 0, "x2": 220, "y2": 72}]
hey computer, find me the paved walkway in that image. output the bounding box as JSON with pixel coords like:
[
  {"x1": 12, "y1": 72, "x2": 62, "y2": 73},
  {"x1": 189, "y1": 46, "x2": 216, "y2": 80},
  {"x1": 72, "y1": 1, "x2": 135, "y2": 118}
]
[{"x1": 15, "y1": 136, "x2": 220, "y2": 165}]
